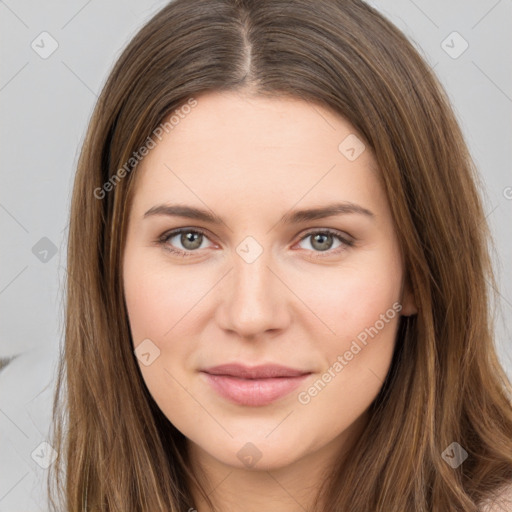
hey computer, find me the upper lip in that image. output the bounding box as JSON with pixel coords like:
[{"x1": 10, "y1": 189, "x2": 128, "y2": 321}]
[{"x1": 201, "y1": 363, "x2": 310, "y2": 379}]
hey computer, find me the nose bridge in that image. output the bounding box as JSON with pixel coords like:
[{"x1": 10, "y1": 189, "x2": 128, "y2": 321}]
[
  {"x1": 218, "y1": 234, "x2": 287, "y2": 336},
  {"x1": 232, "y1": 236, "x2": 275, "y2": 306}
]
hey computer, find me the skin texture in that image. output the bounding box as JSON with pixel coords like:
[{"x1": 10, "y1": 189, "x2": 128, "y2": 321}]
[{"x1": 122, "y1": 90, "x2": 417, "y2": 511}]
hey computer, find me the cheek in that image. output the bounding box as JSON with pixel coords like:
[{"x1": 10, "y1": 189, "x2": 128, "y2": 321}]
[
  {"x1": 123, "y1": 254, "x2": 200, "y2": 344},
  {"x1": 123, "y1": 255, "x2": 200, "y2": 415},
  {"x1": 289, "y1": 255, "x2": 403, "y2": 344},
  {"x1": 290, "y1": 248, "x2": 403, "y2": 400},
  {"x1": 296, "y1": 306, "x2": 400, "y2": 436}
]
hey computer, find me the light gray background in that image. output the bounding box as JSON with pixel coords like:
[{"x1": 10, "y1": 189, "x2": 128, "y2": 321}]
[{"x1": 1, "y1": 0, "x2": 511, "y2": 509}]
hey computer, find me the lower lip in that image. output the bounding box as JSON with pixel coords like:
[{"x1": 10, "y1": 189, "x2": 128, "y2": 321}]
[{"x1": 201, "y1": 372, "x2": 310, "y2": 406}]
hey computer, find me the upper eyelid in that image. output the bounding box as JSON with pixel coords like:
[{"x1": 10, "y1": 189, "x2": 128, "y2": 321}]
[{"x1": 160, "y1": 226, "x2": 215, "y2": 244}]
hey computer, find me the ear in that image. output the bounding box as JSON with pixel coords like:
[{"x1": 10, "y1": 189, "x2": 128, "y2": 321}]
[{"x1": 400, "y1": 274, "x2": 418, "y2": 316}]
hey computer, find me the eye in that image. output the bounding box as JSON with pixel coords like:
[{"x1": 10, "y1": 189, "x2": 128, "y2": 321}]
[
  {"x1": 158, "y1": 227, "x2": 214, "y2": 257},
  {"x1": 157, "y1": 227, "x2": 354, "y2": 257},
  {"x1": 295, "y1": 229, "x2": 354, "y2": 257}
]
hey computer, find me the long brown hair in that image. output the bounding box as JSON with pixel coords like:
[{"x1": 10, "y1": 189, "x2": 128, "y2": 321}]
[{"x1": 48, "y1": 0, "x2": 512, "y2": 510}]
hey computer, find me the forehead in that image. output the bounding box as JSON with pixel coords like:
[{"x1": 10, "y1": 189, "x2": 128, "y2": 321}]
[
  {"x1": 129, "y1": 91, "x2": 386, "y2": 218},
  {"x1": 163, "y1": 90, "x2": 363, "y2": 158}
]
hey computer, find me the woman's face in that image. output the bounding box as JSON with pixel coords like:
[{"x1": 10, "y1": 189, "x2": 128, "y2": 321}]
[{"x1": 123, "y1": 90, "x2": 416, "y2": 472}]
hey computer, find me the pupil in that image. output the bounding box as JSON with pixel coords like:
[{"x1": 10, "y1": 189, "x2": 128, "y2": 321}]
[
  {"x1": 183, "y1": 232, "x2": 201, "y2": 249},
  {"x1": 314, "y1": 233, "x2": 331, "y2": 251}
]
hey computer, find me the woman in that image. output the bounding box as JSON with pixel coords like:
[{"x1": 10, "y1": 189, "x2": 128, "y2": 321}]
[{"x1": 48, "y1": 0, "x2": 512, "y2": 510}]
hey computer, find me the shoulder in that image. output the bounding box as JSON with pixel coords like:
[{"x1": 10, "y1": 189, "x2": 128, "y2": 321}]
[{"x1": 480, "y1": 482, "x2": 512, "y2": 512}]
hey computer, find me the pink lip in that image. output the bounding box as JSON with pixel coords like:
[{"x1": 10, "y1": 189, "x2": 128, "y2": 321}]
[{"x1": 201, "y1": 364, "x2": 311, "y2": 406}]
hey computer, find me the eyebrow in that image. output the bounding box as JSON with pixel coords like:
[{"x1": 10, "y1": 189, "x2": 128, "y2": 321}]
[{"x1": 143, "y1": 202, "x2": 375, "y2": 225}]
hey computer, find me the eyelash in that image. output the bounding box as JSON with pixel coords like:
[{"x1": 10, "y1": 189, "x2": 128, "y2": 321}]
[{"x1": 157, "y1": 227, "x2": 354, "y2": 259}]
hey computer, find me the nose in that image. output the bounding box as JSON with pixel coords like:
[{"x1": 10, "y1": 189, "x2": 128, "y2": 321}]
[{"x1": 215, "y1": 245, "x2": 291, "y2": 339}]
